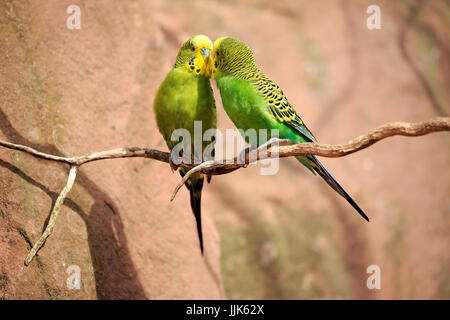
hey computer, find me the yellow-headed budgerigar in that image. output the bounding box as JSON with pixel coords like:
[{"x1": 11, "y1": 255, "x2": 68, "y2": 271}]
[
  {"x1": 211, "y1": 36, "x2": 369, "y2": 222},
  {"x1": 154, "y1": 35, "x2": 217, "y2": 253}
]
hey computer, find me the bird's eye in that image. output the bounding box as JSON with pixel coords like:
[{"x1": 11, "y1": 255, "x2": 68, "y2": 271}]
[
  {"x1": 191, "y1": 47, "x2": 195, "y2": 52},
  {"x1": 216, "y1": 51, "x2": 219, "y2": 56}
]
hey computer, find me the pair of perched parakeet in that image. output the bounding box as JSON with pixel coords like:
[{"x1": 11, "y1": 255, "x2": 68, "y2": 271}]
[{"x1": 154, "y1": 35, "x2": 369, "y2": 254}]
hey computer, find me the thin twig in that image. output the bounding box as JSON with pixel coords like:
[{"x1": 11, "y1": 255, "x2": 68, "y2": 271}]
[
  {"x1": 24, "y1": 165, "x2": 78, "y2": 266},
  {"x1": 170, "y1": 160, "x2": 217, "y2": 201},
  {"x1": 0, "y1": 117, "x2": 448, "y2": 265},
  {"x1": 0, "y1": 140, "x2": 74, "y2": 164}
]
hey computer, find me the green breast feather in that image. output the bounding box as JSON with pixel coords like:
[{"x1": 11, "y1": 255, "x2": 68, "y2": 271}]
[{"x1": 154, "y1": 68, "x2": 216, "y2": 152}]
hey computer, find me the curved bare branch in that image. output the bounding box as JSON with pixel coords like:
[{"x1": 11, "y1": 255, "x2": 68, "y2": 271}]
[{"x1": 0, "y1": 117, "x2": 448, "y2": 265}]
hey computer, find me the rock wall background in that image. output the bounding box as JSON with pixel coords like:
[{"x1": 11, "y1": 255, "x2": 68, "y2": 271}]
[{"x1": 0, "y1": 0, "x2": 448, "y2": 299}]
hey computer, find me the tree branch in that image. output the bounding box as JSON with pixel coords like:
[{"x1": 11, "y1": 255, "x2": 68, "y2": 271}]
[{"x1": 0, "y1": 117, "x2": 448, "y2": 265}]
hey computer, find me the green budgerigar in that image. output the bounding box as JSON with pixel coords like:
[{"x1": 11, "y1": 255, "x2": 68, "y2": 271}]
[
  {"x1": 154, "y1": 35, "x2": 217, "y2": 253},
  {"x1": 212, "y1": 37, "x2": 369, "y2": 222}
]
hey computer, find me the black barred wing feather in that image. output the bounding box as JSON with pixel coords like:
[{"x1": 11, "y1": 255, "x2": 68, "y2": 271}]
[{"x1": 251, "y1": 75, "x2": 317, "y2": 143}]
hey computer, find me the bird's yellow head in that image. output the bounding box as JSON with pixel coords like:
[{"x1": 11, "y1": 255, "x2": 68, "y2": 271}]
[
  {"x1": 212, "y1": 36, "x2": 256, "y2": 79},
  {"x1": 174, "y1": 35, "x2": 213, "y2": 77}
]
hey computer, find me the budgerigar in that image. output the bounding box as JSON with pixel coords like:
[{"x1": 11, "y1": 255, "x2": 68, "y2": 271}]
[
  {"x1": 154, "y1": 35, "x2": 217, "y2": 253},
  {"x1": 212, "y1": 37, "x2": 369, "y2": 222}
]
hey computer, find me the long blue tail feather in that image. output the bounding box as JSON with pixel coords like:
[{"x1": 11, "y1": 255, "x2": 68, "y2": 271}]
[{"x1": 307, "y1": 155, "x2": 370, "y2": 222}]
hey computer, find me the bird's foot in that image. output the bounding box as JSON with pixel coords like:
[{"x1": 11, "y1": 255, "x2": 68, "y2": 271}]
[
  {"x1": 203, "y1": 153, "x2": 215, "y2": 163},
  {"x1": 238, "y1": 138, "x2": 292, "y2": 167},
  {"x1": 237, "y1": 146, "x2": 255, "y2": 168},
  {"x1": 258, "y1": 137, "x2": 292, "y2": 151},
  {"x1": 169, "y1": 149, "x2": 182, "y2": 173}
]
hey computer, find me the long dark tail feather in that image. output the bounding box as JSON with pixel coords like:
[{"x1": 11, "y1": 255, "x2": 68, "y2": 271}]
[
  {"x1": 179, "y1": 170, "x2": 205, "y2": 254},
  {"x1": 308, "y1": 155, "x2": 370, "y2": 222},
  {"x1": 188, "y1": 187, "x2": 204, "y2": 254}
]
